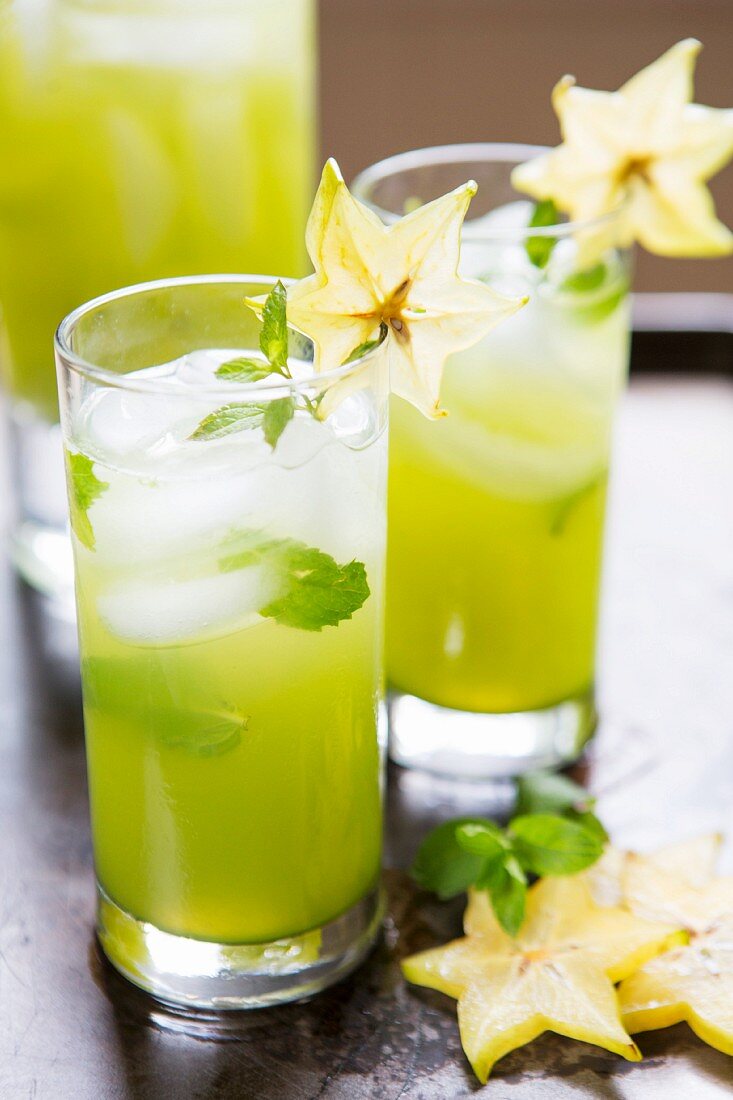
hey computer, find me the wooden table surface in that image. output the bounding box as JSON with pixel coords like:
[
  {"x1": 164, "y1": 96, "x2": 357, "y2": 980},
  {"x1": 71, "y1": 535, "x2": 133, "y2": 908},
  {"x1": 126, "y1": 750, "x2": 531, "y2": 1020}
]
[{"x1": 1, "y1": 327, "x2": 733, "y2": 1097}]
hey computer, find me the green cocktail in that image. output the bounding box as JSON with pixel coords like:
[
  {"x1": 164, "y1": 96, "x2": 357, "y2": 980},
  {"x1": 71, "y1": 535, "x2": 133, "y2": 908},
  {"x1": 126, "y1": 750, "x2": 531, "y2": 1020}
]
[
  {"x1": 353, "y1": 146, "x2": 631, "y2": 777},
  {"x1": 56, "y1": 277, "x2": 388, "y2": 1007},
  {"x1": 0, "y1": 0, "x2": 315, "y2": 597}
]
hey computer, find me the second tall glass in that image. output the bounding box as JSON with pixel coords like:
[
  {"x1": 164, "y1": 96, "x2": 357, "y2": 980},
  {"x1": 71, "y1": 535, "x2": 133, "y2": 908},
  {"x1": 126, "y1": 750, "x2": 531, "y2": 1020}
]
[
  {"x1": 353, "y1": 144, "x2": 632, "y2": 779},
  {"x1": 0, "y1": 0, "x2": 316, "y2": 606}
]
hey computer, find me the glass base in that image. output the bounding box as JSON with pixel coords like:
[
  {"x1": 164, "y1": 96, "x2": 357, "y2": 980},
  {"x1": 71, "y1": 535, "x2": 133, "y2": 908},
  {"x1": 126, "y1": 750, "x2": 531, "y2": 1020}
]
[
  {"x1": 388, "y1": 689, "x2": 597, "y2": 779},
  {"x1": 6, "y1": 401, "x2": 75, "y2": 610},
  {"x1": 97, "y1": 884, "x2": 384, "y2": 1010}
]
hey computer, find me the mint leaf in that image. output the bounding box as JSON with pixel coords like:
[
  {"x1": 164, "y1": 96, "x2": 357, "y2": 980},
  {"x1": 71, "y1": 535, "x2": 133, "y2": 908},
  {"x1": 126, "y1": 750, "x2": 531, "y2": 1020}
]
[
  {"x1": 567, "y1": 809, "x2": 609, "y2": 844},
  {"x1": 216, "y1": 356, "x2": 273, "y2": 383},
  {"x1": 455, "y1": 821, "x2": 506, "y2": 862},
  {"x1": 218, "y1": 530, "x2": 287, "y2": 573},
  {"x1": 411, "y1": 817, "x2": 495, "y2": 899},
  {"x1": 561, "y1": 263, "x2": 607, "y2": 294},
  {"x1": 189, "y1": 402, "x2": 266, "y2": 441},
  {"x1": 342, "y1": 323, "x2": 388, "y2": 365},
  {"x1": 155, "y1": 709, "x2": 246, "y2": 757},
  {"x1": 516, "y1": 770, "x2": 594, "y2": 816},
  {"x1": 263, "y1": 396, "x2": 295, "y2": 448},
  {"x1": 477, "y1": 854, "x2": 527, "y2": 937},
  {"x1": 260, "y1": 545, "x2": 370, "y2": 631},
  {"x1": 65, "y1": 449, "x2": 109, "y2": 550},
  {"x1": 218, "y1": 530, "x2": 370, "y2": 632},
  {"x1": 549, "y1": 475, "x2": 603, "y2": 536},
  {"x1": 510, "y1": 813, "x2": 604, "y2": 876},
  {"x1": 526, "y1": 199, "x2": 559, "y2": 269},
  {"x1": 260, "y1": 279, "x2": 289, "y2": 373}
]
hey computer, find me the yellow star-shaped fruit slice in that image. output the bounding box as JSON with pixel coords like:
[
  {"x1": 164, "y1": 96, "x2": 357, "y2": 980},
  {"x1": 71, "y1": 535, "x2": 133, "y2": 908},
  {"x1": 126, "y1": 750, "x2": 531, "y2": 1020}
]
[
  {"x1": 615, "y1": 836, "x2": 733, "y2": 1055},
  {"x1": 585, "y1": 833, "x2": 724, "y2": 908},
  {"x1": 402, "y1": 876, "x2": 684, "y2": 1083},
  {"x1": 284, "y1": 158, "x2": 525, "y2": 418},
  {"x1": 512, "y1": 39, "x2": 733, "y2": 257}
]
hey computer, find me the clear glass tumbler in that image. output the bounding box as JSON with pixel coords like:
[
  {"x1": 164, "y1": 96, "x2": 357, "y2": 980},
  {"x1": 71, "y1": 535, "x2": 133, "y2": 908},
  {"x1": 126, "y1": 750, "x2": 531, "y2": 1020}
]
[
  {"x1": 55, "y1": 276, "x2": 389, "y2": 1008},
  {"x1": 353, "y1": 145, "x2": 631, "y2": 779},
  {"x1": 0, "y1": 0, "x2": 316, "y2": 609}
]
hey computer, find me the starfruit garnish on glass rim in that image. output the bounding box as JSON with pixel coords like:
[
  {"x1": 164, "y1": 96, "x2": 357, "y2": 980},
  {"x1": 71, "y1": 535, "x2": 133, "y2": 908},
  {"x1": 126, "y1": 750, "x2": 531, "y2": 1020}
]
[
  {"x1": 249, "y1": 158, "x2": 526, "y2": 419},
  {"x1": 602, "y1": 835, "x2": 733, "y2": 1056},
  {"x1": 401, "y1": 875, "x2": 685, "y2": 1083},
  {"x1": 512, "y1": 39, "x2": 733, "y2": 259}
]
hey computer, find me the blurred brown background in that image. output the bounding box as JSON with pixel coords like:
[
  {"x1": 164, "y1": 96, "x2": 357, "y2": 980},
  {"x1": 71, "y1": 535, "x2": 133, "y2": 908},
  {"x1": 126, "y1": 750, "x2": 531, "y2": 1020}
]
[{"x1": 320, "y1": 0, "x2": 733, "y2": 292}]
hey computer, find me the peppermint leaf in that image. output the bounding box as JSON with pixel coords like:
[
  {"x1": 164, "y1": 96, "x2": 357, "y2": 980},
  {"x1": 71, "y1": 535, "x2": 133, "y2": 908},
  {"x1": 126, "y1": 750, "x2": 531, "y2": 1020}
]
[
  {"x1": 64, "y1": 449, "x2": 109, "y2": 550},
  {"x1": 218, "y1": 530, "x2": 371, "y2": 632},
  {"x1": 526, "y1": 199, "x2": 559, "y2": 269},
  {"x1": 455, "y1": 821, "x2": 506, "y2": 862},
  {"x1": 411, "y1": 818, "x2": 495, "y2": 899},
  {"x1": 567, "y1": 809, "x2": 609, "y2": 844},
  {"x1": 263, "y1": 396, "x2": 295, "y2": 448},
  {"x1": 342, "y1": 323, "x2": 388, "y2": 364},
  {"x1": 260, "y1": 279, "x2": 289, "y2": 372},
  {"x1": 155, "y1": 709, "x2": 247, "y2": 757},
  {"x1": 561, "y1": 263, "x2": 607, "y2": 293},
  {"x1": 510, "y1": 813, "x2": 604, "y2": 876},
  {"x1": 189, "y1": 402, "x2": 266, "y2": 441},
  {"x1": 260, "y1": 546, "x2": 370, "y2": 631},
  {"x1": 549, "y1": 475, "x2": 603, "y2": 536},
  {"x1": 218, "y1": 530, "x2": 287, "y2": 573},
  {"x1": 215, "y1": 357, "x2": 273, "y2": 382},
  {"x1": 478, "y1": 855, "x2": 527, "y2": 937},
  {"x1": 516, "y1": 770, "x2": 594, "y2": 816}
]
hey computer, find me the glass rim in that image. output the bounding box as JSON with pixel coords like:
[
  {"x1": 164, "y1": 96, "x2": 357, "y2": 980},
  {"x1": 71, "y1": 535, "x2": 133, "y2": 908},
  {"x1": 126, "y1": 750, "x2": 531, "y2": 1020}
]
[
  {"x1": 351, "y1": 142, "x2": 626, "y2": 240},
  {"x1": 54, "y1": 273, "x2": 387, "y2": 397}
]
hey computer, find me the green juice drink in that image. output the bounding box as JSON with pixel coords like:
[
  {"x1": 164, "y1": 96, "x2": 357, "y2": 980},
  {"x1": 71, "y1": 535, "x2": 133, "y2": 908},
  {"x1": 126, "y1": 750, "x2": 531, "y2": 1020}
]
[
  {"x1": 56, "y1": 277, "x2": 388, "y2": 1006},
  {"x1": 81, "y1": 573, "x2": 383, "y2": 946},
  {"x1": 388, "y1": 265, "x2": 629, "y2": 715},
  {"x1": 352, "y1": 146, "x2": 631, "y2": 777},
  {"x1": 0, "y1": 0, "x2": 315, "y2": 597}
]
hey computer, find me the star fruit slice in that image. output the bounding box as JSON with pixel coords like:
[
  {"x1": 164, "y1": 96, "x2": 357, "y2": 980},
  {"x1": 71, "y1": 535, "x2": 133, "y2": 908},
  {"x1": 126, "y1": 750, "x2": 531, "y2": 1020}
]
[
  {"x1": 276, "y1": 159, "x2": 526, "y2": 419},
  {"x1": 585, "y1": 833, "x2": 723, "y2": 908},
  {"x1": 615, "y1": 838, "x2": 733, "y2": 1055},
  {"x1": 512, "y1": 39, "x2": 733, "y2": 259},
  {"x1": 402, "y1": 875, "x2": 684, "y2": 1083}
]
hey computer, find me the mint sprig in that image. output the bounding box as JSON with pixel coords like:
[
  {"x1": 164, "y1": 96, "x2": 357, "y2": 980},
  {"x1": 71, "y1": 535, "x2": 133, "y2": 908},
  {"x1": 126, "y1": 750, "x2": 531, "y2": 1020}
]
[
  {"x1": 516, "y1": 769, "x2": 608, "y2": 842},
  {"x1": 192, "y1": 281, "x2": 383, "y2": 449},
  {"x1": 411, "y1": 773, "x2": 605, "y2": 936},
  {"x1": 215, "y1": 357, "x2": 273, "y2": 383},
  {"x1": 189, "y1": 402, "x2": 268, "y2": 441},
  {"x1": 259, "y1": 279, "x2": 289, "y2": 372},
  {"x1": 220, "y1": 530, "x2": 370, "y2": 631},
  {"x1": 191, "y1": 280, "x2": 300, "y2": 450},
  {"x1": 64, "y1": 449, "x2": 109, "y2": 551},
  {"x1": 526, "y1": 199, "x2": 559, "y2": 269}
]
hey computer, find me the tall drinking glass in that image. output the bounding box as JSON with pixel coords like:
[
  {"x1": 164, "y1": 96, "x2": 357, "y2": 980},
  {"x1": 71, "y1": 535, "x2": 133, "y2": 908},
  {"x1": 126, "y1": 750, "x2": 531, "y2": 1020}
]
[
  {"x1": 55, "y1": 276, "x2": 389, "y2": 1008},
  {"x1": 0, "y1": 0, "x2": 315, "y2": 607},
  {"x1": 353, "y1": 145, "x2": 631, "y2": 779}
]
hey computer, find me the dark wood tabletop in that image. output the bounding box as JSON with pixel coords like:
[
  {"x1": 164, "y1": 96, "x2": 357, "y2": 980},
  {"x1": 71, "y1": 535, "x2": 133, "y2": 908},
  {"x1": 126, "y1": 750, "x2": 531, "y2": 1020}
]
[{"x1": 1, "y1": 302, "x2": 733, "y2": 1098}]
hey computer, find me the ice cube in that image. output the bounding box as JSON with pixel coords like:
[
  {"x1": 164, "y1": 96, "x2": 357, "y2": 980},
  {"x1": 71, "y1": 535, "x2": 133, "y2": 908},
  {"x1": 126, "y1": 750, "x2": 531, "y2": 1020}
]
[
  {"x1": 88, "y1": 463, "x2": 275, "y2": 565},
  {"x1": 97, "y1": 563, "x2": 279, "y2": 646},
  {"x1": 329, "y1": 392, "x2": 382, "y2": 450}
]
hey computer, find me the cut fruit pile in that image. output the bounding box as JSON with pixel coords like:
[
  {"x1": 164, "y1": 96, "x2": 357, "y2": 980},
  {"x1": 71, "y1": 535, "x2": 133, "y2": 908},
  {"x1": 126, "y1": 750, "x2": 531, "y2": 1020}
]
[
  {"x1": 403, "y1": 833, "x2": 733, "y2": 1082},
  {"x1": 589, "y1": 835, "x2": 733, "y2": 1057}
]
